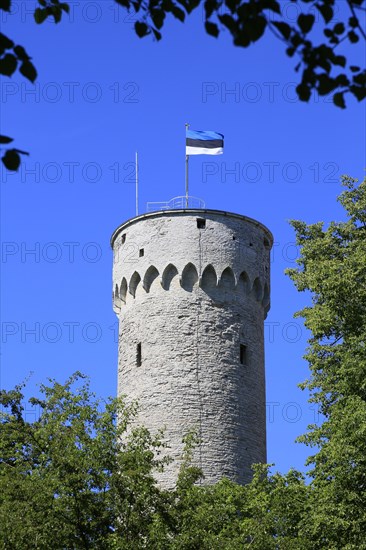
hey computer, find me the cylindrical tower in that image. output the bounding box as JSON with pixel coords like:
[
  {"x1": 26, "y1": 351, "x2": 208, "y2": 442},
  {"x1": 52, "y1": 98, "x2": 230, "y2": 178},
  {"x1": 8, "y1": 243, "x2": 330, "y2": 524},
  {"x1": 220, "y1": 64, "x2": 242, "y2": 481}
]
[{"x1": 111, "y1": 209, "x2": 272, "y2": 488}]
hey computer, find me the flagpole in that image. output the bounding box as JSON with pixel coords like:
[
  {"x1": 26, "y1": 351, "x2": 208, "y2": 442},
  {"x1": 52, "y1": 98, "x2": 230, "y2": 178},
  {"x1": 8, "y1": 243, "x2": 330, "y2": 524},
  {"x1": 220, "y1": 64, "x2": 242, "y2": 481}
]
[
  {"x1": 135, "y1": 151, "x2": 139, "y2": 216},
  {"x1": 185, "y1": 123, "x2": 189, "y2": 208}
]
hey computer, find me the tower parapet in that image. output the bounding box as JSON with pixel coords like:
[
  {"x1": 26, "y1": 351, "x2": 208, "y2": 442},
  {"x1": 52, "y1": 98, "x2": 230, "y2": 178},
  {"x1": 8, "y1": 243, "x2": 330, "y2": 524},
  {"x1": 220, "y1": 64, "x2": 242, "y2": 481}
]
[{"x1": 111, "y1": 209, "x2": 272, "y2": 488}]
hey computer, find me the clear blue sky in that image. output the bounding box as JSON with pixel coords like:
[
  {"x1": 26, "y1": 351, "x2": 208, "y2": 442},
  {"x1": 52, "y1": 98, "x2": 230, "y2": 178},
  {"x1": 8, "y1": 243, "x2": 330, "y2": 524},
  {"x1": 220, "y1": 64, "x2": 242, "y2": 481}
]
[{"x1": 1, "y1": 1, "x2": 365, "y2": 476}]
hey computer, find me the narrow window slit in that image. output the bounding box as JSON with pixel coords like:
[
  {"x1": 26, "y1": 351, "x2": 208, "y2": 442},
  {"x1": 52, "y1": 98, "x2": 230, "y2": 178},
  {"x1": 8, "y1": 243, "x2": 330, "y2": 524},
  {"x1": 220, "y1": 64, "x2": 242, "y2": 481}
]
[
  {"x1": 136, "y1": 343, "x2": 142, "y2": 366},
  {"x1": 240, "y1": 344, "x2": 247, "y2": 366}
]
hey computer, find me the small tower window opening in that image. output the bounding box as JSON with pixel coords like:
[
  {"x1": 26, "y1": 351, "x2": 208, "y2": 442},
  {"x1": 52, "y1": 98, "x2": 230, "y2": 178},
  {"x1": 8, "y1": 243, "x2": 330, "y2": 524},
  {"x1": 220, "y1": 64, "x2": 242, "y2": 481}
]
[
  {"x1": 121, "y1": 233, "x2": 126, "y2": 244},
  {"x1": 139, "y1": 248, "x2": 144, "y2": 257},
  {"x1": 197, "y1": 218, "x2": 206, "y2": 229},
  {"x1": 136, "y1": 343, "x2": 142, "y2": 366},
  {"x1": 240, "y1": 344, "x2": 247, "y2": 366}
]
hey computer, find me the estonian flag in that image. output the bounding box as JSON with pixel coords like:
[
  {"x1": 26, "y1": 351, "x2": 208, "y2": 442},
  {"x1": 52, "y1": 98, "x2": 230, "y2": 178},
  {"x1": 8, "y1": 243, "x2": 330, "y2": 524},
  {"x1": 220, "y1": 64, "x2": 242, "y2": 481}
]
[{"x1": 186, "y1": 129, "x2": 224, "y2": 155}]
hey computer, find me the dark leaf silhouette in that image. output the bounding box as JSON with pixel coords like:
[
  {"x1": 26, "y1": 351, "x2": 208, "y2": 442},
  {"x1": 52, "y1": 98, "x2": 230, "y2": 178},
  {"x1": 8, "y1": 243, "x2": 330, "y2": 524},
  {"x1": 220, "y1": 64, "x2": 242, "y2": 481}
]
[
  {"x1": 0, "y1": 135, "x2": 13, "y2": 144},
  {"x1": 0, "y1": 53, "x2": 17, "y2": 76},
  {"x1": 2, "y1": 149, "x2": 21, "y2": 171}
]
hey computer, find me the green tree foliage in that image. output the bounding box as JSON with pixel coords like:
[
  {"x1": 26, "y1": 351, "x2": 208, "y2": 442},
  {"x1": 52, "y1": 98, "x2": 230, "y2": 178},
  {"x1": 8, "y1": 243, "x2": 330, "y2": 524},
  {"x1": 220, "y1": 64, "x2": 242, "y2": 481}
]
[
  {"x1": 124, "y1": 0, "x2": 366, "y2": 108},
  {"x1": 287, "y1": 175, "x2": 366, "y2": 548},
  {"x1": 0, "y1": 372, "x2": 171, "y2": 549},
  {"x1": 167, "y1": 466, "x2": 309, "y2": 549},
  {"x1": 1, "y1": 0, "x2": 365, "y2": 170},
  {"x1": 0, "y1": 371, "x2": 309, "y2": 549}
]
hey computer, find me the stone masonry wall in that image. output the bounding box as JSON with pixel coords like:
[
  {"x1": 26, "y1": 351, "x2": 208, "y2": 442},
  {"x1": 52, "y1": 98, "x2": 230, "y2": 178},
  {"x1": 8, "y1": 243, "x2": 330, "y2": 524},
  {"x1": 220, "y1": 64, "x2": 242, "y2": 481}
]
[{"x1": 111, "y1": 210, "x2": 272, "y2": 489}]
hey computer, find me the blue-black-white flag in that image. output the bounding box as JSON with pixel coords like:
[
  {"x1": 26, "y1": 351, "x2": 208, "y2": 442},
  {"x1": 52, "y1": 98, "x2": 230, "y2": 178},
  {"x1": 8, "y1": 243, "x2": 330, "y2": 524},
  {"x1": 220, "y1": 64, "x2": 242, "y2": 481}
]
[{"x1": 186, "y1": 129, "x2": 224, "y2": 155}]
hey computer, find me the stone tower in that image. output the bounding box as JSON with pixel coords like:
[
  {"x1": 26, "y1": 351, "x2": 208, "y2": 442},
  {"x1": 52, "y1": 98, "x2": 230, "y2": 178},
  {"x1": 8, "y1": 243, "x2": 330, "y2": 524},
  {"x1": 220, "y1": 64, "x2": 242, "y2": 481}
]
[{"x1": 111, "y1": 208, "x2": 272, "y2": 488}]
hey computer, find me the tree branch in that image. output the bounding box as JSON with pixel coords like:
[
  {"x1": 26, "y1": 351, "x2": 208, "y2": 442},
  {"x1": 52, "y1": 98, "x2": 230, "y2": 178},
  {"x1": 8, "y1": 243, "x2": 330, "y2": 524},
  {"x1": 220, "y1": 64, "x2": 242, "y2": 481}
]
[{"x1": 347, "y1": 0, "x2": 366, "y2": 41}]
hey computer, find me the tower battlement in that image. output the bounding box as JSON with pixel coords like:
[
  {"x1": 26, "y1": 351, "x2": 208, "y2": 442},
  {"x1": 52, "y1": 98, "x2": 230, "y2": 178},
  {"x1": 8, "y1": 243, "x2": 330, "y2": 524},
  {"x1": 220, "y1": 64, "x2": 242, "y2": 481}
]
[
  {"x1": 111, "y1": 209, "x2": 273, "y2": 488},
  {"x1": 113, "y1": 262, "x2": 270, "y2": 317}
]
